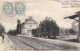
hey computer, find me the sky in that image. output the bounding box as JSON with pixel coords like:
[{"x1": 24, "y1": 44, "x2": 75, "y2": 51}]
[{"x1": 0, "y1": 0, "x2": 80, "y2": 32}]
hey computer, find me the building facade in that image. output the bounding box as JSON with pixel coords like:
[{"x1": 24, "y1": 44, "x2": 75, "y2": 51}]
[
  {"x1": 72, "y1": 21, "x2": 79, "y2": 33},
  {"x1": 21, "y1": 16, "x2": 38, "y2": 37}
]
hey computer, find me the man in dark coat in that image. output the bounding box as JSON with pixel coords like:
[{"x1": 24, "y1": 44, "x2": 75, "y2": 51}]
[{"x1": 2, "y1": 31, "x2": 5, "y2": 43}]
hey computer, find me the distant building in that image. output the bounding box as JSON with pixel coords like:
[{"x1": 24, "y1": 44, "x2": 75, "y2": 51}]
[
  {"x1": 59, "y1": 28, "x2": 66, "y2": 36},
  {"x1": 59, "y1": 28, "x2": 71, "y2": 36},
  {"x1": 21, "y1": 16, "x2": 38, "y2": 37},
  {"x1": 72, "y1": 21, "x2": 79, "y2": 33}
]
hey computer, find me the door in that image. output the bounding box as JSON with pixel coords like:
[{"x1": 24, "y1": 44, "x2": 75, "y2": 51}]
[{"x1": 27, "y1": 30, "x2": 32, "y2": 37}]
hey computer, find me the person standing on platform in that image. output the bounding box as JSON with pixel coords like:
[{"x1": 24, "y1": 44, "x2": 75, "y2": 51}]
[{"x1": 2, "y1": 31, "x2": 5, "y2": 43}]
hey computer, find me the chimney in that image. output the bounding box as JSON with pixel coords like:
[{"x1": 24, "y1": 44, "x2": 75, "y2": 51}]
[{"x1": 29, "y1": 16, "x2": 32, "y2": 19}]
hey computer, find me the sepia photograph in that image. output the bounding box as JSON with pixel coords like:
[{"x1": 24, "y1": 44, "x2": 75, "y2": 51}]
[{"x1": 0, "y1": 0, "x2": 80, "y2": 51}]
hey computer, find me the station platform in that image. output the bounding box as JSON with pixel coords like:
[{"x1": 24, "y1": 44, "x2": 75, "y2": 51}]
[
  {"x1": 0, "y1": 36, "x2": 4, "y2": 51},
  {"x1": 0, "y1": 34, "x2": 15, "y2": 51}
]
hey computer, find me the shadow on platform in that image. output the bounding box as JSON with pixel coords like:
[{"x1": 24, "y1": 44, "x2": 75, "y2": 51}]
[{"x1": 65, "y1": 39, "x2": 78, "y2": 43}]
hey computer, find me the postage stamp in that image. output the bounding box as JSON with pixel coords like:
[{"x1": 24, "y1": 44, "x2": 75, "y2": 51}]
[
  {"x1": 3, "y1": 2, "x2": 25, "y2": 15},
  {"x1": 15, "y1": 2, "x2": 25, "y2": 15},
  {"x1": 3, "y1": 2, "x2": 13, "y2": 15}
]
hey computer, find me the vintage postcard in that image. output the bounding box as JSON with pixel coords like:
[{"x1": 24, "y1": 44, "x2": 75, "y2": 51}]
[{"x1": 0, "y1": 0, "x2": 80, "y2": 51}]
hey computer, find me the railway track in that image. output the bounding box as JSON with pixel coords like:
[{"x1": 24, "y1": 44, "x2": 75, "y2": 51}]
[
  {"x1": 27, "y1": 37, "x2": 78, "y2": 50},
  {"x1": 8, "y1": 35, "x2": 78, "y2": 50},
  {"x1": 8, "y1": 35, "x2": 38, "y2": 50},
  {"x1": 19, "y1": 36, "x2": 78, "y2": 50},
  {"x1": 18, "y1": 37, "x2": 62, "y2": 50},
  {"x1": 13, "y1": 36, "x2": 54, "y2": 50},
  {"x1": 12, "y1": 36, "x2": 38, "y2": 50},
  {"x1": 8, "y1": 35, "x2": 23, "y2": 50}
]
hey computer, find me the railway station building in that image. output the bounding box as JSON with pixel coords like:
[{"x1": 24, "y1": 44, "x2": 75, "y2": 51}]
[{"x1": 21, "y1": 16, "x2": 38, "y2": 37}]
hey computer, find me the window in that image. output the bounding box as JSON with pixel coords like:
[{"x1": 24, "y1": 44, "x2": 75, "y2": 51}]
[{"x1": 30, "y1": 25, "x2": 32, "y2": 27}]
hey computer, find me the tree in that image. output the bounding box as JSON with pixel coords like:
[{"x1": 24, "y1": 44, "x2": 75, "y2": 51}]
[
  {"x1": 0, "y1": 23, "x2": 5, "y2": 36},
  {"x1": 17, "y1": 19, "x2": 21, "y2": 34},
  {"x1": 17, "y1": 19, "x2": 21, "y2": 24},
  {"x1": 69, "y1": 29, "x2": 75, "y2": 35},
  {"x1": 64, "y1": 11, "x2": 80, "y2": 42},
  {"x1": 40, "y1": 17, "x2": 59, "y2": 38}
]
